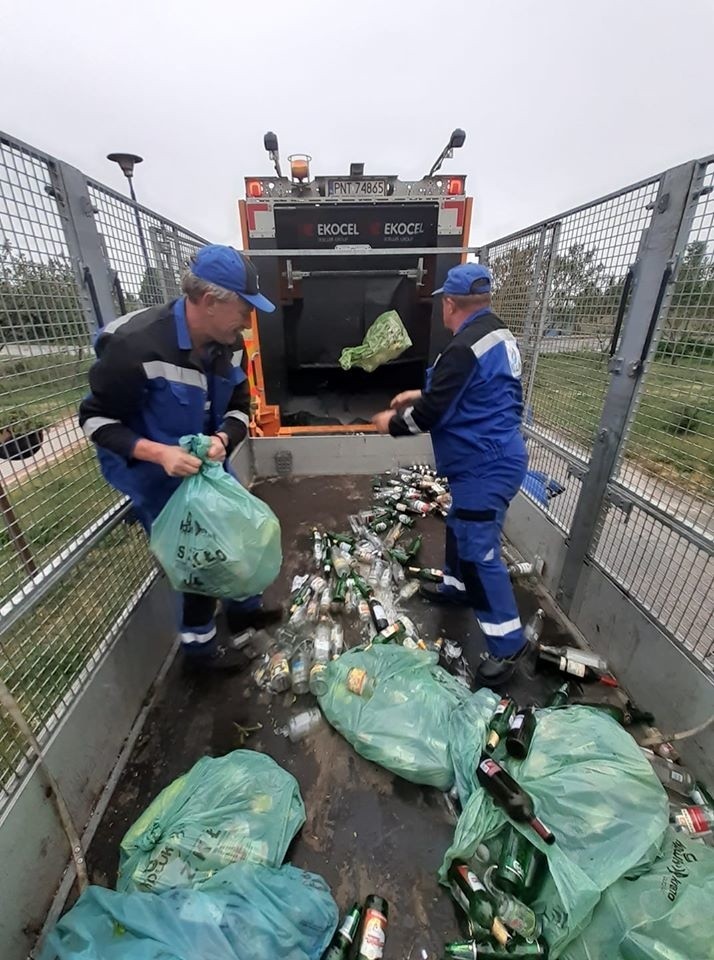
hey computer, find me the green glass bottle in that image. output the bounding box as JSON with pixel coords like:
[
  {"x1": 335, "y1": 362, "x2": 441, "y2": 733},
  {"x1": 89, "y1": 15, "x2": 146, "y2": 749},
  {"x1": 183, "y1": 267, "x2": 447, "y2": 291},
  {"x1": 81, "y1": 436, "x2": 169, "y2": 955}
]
[
  {"x1": 447, "y1": 863, "x2": 510, "y2": 947},
  {"x1": 443, "y1": 940, "x2": 548, "y2": 958},
  {"x1": 405, "y1": 566, "x2": 444, "y2": 583},
  {"x1": 546, "y1": 682, "x2": 570, "y2": 707},
  {"x1": 351, "y1": 572, "x2": 373, "y2": 599},
  {"x1": 485, "y1": 697, "x2": 518, "y2": 753},
  {"x1": 323, "y1": 902, "x2": 362, "y2": 960}
]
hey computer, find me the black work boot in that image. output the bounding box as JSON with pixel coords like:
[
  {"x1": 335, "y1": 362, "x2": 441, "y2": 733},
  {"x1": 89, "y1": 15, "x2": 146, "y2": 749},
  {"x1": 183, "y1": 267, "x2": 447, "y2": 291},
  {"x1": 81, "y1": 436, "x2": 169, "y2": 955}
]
[
  {"x1": 419, "y1": 583, "x2": 470, "y2": 606},
  {"x1": 182, "y1": 640, "x2": 252, "y2": 673},
  {"x1": 475, "y1": 642, "x2": 530, "y2": 687}
]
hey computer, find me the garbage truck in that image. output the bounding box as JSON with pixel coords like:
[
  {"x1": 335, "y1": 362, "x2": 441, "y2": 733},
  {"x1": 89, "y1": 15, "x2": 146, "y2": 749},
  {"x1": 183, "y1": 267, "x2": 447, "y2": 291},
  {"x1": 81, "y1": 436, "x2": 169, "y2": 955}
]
[{"x1": 237, "y1": 129, "x2": 474, "y2": 434}]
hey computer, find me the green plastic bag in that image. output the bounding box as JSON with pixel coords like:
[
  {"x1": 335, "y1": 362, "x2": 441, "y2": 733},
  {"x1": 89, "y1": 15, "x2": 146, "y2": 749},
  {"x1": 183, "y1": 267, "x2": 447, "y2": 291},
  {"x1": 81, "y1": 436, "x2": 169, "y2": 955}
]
[
  {"x1": 317, "y1": 644, "x2": 498, "y2": 790},
  {"x1": 339, "y1": 309, "x2": 412, "y2": 372},
  {"x1": 118, "y1": 750, "x2": 306, "y2": 893},
  {"x1": 440, "y1": 707, "x2": 669, "y2": 958},
  {"x1": 562, "y1": 829, "x2": 714, "y2": 960},
  {"x1": 150, "y1": 434, "x2": 282, "y2": 599},
  {"x1": 43, "y1": 862, "x2": 339, "y2": 960}
]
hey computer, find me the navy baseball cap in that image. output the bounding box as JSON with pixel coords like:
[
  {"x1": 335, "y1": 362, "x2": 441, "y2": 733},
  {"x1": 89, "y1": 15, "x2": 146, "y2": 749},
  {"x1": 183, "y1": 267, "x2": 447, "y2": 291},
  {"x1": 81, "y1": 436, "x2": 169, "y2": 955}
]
[
  {"x1": 190, "y1": 245, "x2": 276, "y2": 312},
  {"x1": 432, "y1": 262, "x2": 492, "y2": 296}
]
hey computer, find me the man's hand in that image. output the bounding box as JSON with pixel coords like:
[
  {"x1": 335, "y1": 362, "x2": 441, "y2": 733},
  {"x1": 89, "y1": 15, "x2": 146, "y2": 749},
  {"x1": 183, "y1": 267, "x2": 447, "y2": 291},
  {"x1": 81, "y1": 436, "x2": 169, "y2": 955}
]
[
  {"x1": 390, "y1": 389, "x2": 422, "y2": 411},
  {"x1": 158, "y1": 446, "x2": 202, "y2": 477},
  {"x1": 372, "y1": 410, "x2": 396, "y2": 434},
  {"x1": 207, "y1": 433, "x2": 229, "y2": 462}
]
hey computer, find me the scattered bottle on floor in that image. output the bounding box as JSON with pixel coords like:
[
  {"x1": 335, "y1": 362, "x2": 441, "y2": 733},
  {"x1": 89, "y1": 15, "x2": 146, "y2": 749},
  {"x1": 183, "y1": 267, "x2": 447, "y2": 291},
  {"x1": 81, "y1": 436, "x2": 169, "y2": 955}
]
[
  {"x1": 546, "y1": 682, "x2": 571, "y2": 707},
  {"x1": 313, "y1": 621, "x2": 332, "y2": 663},
  {"x1": 483, "y1": 866, "x2": 541, "y2": 941},
  {"x1": 485, "y1": 697, "x2": 518, "y2": 754},
  {"x1": 477, "y1": 757, "x2": 555, "y2": 845},
  {"x1": 323, "y1": 902, "x2": 363, "y2": 960},
  {"x1": 507, "y1": 561, "x2": 536, "y2": 580},
  {"x1": 330, "y1": 621, "x2": 344, "y2": 658},
  {"x1": 312, "y1": 528, "x2": 324, "y2": 565},
  {"x1": 644, "y1": 753, "x2": 696, "y2": 798},
  {"x1": 523, "y1": 609, "x2": 545, "y2": 645},
  {"x1": 538, "y1": 643, "x2": 608, "y2": 672},
  {"x1": 286, "y1": 708, "x2": 322, "y2": 742},
  {"x1": 506, "y1": 707, "x2": 537, "y2": 761},
  {"x1": 447, "y1": 862, "x2": 510, "y2": 947},
  {"x1": 346, "y1": 667, "x2": 376, "y2": 700},
  {"x1": 356, "y1": 894, "x2": 389, "y2": 960},
  {"x1": 671, "y1": 804, "x2": 714, "y2": 837},
  {"x1": 309, "y1": 662, "x2": 329, "y2": 697},
  {"x1": 290, "y1": 648, "x2": 311, "y2": 695},
  {"x1": 399, "y1": 580, "x2": 421, "y2": 601},
  {"x1": 368, "y1": 596, "x2": 389, "y2": 632},
  {"x1": 444, "y1": 940, "x2": 547, "y2": 958},
  {"x1": 495, "y1": 825, "x2": 544, "y2": 900},
  {"x1": 406, "y1": 566, "x2": 444, "y2": 583},
  {"x1": 268, "y1": 648, "x2": 291, "y2": 693}
]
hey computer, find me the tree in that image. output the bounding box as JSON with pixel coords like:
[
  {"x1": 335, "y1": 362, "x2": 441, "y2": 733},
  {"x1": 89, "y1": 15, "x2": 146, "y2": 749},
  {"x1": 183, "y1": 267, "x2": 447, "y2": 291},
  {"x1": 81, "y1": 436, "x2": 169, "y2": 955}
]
[
  {"x1": 0, "y1": 248, "x2": 84, "y2": 342},
  {"x1": 138, "y1": 266, "x2": 165, "y2": 307}
]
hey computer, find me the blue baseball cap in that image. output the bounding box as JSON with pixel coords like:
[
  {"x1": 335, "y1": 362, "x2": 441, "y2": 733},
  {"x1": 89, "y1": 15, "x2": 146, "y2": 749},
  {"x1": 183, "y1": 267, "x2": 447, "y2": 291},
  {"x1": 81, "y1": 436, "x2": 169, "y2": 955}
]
[
  {"x1": 432, "y1": 262, "x2": 492, "y2": 297},
  {"x1": 190, "y1": 245, "x2": 276, "y2": 312}
]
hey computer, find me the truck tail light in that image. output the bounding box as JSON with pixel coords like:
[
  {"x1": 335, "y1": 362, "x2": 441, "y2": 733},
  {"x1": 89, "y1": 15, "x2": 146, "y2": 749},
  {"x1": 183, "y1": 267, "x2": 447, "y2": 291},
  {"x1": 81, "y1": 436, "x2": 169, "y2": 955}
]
[
  {"x1": 447, "y1": 177, "x2": 464, "y2": 195},
  {"x1": 247, "y1": 180, "x2": 264, "y2": 198}
]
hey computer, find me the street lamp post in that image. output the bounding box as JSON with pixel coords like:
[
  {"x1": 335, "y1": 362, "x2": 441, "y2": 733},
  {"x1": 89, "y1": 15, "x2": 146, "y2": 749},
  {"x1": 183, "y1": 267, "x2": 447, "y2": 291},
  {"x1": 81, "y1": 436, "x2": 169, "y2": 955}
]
[{"x1": 106, "y1": 152, "x2": 151, "y2": 278}]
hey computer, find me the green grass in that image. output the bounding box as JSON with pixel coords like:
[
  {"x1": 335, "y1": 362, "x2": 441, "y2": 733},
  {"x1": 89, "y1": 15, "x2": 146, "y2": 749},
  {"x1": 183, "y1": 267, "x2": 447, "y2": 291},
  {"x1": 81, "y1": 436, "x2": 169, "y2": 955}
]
[
  {"x1": 533, "y1": 351, "x2": 714, "y2": 495},
  {"x1": 0, "y1": 446, "x2": 120, "y2": 601},
  {"x1": 0, "y1": 523, "x2": 156, "y2": 784},
  {"x1": 0, "y1": 351, "x2": 92, "y2": 430}
]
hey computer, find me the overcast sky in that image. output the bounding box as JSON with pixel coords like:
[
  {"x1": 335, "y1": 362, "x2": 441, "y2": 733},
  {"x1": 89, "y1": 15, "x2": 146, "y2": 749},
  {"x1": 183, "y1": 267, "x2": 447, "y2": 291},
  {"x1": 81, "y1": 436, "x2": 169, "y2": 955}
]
[{"x1": 2, "y1": 0, "x2": 712, "y2": 248}]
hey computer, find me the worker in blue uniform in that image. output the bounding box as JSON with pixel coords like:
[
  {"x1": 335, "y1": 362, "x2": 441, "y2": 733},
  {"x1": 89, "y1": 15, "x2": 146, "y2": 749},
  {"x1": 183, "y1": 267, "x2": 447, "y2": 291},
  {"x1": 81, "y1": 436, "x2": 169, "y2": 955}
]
[
  {"x1": 79, "y1": 245, "x2": 280, "y2": 670},
  {"x1": 372, "y1": 263, "x2": 529, "y2": 685}
]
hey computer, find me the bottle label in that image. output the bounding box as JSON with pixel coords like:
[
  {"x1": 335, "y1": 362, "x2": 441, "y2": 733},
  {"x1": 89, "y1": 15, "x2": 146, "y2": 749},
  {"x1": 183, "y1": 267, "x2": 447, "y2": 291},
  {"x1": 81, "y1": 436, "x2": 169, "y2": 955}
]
[
  {"x1": 680, "y1": 806, "x2": 710, "y2": 835},
  {"x1": 479, "y1": 758, "x2": 500, "y2": 778},
  {"x1": 560, "y1": 656, "x2": 586, "y2": 678},
  {"x1": 449, "y1": 881, "x2": 471, "y2": 913},
  {"x1": 494, "y1": 700, "x2": 508, "y2": 716},
  {"x1": 360, "y1": 909, "x2": 386, "y2": 959},
  {"x1": 510, "y1": 714, "x2": 525, "y2": 731},
  {"x1": 347, "y1": 668, "x2": 368, "y2": 696},
  {"x1": 456, "y1": 864, "x2": 485, "y2": 893},
  {"x1": 338, "y1": 912, "x2": 360, "y2": 942},
  {"x1": 670, "y1": 770, "x2": 684, "y2": 783}
]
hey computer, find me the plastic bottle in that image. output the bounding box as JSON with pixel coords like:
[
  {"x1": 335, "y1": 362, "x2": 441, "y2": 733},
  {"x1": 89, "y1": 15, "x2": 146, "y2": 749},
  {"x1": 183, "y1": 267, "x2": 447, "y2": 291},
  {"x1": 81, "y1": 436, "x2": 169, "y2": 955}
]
[
  {"x1": 356, "y1": 894, "x2": 389, "y2": 960},
  {"x1": 286, "y1": 708, "x2": 322, "y2": 741}
]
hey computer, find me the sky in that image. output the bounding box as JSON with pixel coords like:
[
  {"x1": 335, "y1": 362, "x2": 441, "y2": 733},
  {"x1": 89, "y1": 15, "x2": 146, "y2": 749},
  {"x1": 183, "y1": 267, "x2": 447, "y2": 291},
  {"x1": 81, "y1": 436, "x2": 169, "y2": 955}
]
[{"x1": 2, "y1": 0, "x2": 713, "y2": 249}]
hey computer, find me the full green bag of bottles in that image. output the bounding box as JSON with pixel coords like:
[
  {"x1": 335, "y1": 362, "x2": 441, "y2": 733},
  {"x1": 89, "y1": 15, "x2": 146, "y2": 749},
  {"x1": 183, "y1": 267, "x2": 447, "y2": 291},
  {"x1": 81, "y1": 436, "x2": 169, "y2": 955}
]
[
  {"x1": 338, "y1": 309, "x2": 412, "y2": 373},
  {"x1": 150, "y1": 434, "x2": 282, "y2": 599},
  {"x1": 440, "y1": 707, "x2": 669, "y2": 958},
  {"x1": 562, "y1": 828, "x2": 714, "y2": 960},
  {"x1": 317, "y1": 644, "x2": 498, "y2": 790},
  {"x1": 43, "y1": 862, "x2": 339, "y2": 960},
  {"x1": 118, "y1": 750, "x2": 306, "y2": 893}
]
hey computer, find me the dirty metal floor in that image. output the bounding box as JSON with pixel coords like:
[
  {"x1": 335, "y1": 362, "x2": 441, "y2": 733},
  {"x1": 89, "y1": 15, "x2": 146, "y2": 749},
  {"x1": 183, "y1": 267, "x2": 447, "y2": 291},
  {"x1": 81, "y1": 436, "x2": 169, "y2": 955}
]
[{"x1": 87, "y1": 476, "x2": 572, "y2": 958}]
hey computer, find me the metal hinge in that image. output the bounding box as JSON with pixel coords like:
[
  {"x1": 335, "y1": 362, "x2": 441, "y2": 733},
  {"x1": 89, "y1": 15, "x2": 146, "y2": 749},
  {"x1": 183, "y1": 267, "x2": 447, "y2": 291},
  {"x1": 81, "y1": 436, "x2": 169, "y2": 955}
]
[
  {"x1": 604, "y1": 486, "x2": 633, "y2": 521},
  {"x1": 567, "y1": 463, "x2": 587, "y2": 482}
]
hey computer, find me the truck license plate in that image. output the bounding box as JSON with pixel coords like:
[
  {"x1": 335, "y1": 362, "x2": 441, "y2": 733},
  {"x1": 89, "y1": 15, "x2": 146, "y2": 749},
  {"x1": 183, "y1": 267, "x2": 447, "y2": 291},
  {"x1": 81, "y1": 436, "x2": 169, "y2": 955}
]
[{"x1": 327, "y1": 179, "x2": 388, "y2": 198}]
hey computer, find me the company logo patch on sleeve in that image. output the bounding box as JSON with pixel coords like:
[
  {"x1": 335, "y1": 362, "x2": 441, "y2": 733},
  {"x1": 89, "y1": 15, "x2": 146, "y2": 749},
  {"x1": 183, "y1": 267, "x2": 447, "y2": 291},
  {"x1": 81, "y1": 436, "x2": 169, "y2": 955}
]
[{"x1": 506, "y1": 341, "x2": 523, "y2": 378}]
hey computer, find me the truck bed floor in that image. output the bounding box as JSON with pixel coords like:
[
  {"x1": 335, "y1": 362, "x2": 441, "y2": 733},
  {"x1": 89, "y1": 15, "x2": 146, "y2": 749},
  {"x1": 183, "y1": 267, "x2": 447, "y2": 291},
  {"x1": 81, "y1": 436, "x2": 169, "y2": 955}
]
[{"x1": 85, "y1": 476, "x2": 564, "y2": 957}]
